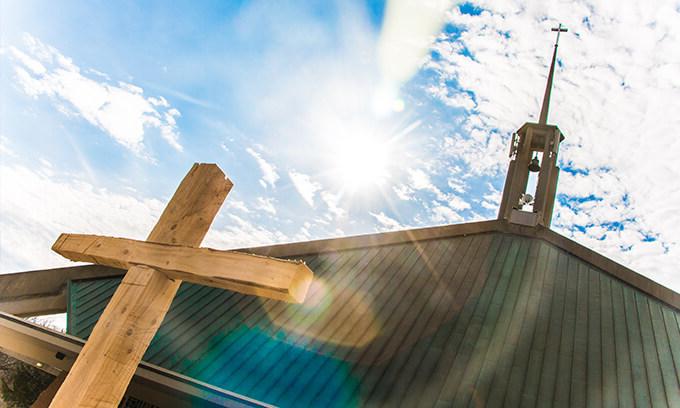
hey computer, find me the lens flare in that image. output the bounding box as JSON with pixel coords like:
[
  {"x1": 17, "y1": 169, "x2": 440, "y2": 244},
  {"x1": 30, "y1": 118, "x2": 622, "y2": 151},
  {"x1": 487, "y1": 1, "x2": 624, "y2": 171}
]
[{"x1": 263, "y1": 277, "x2": 380, "y2": 348}]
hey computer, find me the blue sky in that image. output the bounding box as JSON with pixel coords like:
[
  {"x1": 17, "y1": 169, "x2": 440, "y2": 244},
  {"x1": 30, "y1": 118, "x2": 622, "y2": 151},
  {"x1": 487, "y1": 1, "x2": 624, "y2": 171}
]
[{"x1": 1, "y1": 0, "x2": 679, "y2": 293}]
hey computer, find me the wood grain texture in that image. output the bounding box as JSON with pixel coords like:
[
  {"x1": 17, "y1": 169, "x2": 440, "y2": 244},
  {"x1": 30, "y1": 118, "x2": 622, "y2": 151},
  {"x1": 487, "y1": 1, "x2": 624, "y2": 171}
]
[
  {"x1": 53, "y1": 234, "x2": 312, "y2": 303},
  {"x1": 49, "y1": 163, "x2": 231, "y2": 408}
]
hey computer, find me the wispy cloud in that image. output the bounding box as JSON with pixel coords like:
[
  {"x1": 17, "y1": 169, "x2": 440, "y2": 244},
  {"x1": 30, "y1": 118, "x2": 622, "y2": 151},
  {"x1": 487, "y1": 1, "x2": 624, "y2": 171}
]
[
  {"x1": 246, "y1": 147, "x2": 279, "y2": 188},
  {"x1": 255, "y1": 196, "x2": 277, "y2": 216},
  {"x1": 393, "y1": 184, "x2": 416, "y2": 201},
  {"x1": 429, "y1": 203, "x2": 463, "y2": 224},
  {"x1": 140, "y1": 80, "x2": 217, "y2": 110},
  {"x1": 405, "y1": 167, "x2": 471, "y2": 212},
  {"x1": 481, "y1": 183, "x2": 501, "y2": 211},
  {"x1": 223, "y1": 199, "x2": 250, "y2": 214},
  {"x1": 288, "y1": 170, "x2": 322, "y2": 207},
  {"x1": 370, "y1": 211, "x2": 403, "y2": 231},
  {"x1": 320, "y1": 190, "x2": 346, "y2": 219},
  {"x1": 8, "y1": 34, "x2": 183, "y2": 158},
  {"x1": 204, "y1": 214, "x2": 289, "y2": 250},
  {"x1": 407, "y1": 168, "x2": 446, "y2": 200}
]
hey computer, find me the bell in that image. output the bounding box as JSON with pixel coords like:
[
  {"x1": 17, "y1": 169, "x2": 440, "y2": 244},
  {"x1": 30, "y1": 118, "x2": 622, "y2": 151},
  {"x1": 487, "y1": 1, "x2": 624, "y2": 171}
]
[{"x1": 528, "y1": 155, "x2": 541, "y2": 172}]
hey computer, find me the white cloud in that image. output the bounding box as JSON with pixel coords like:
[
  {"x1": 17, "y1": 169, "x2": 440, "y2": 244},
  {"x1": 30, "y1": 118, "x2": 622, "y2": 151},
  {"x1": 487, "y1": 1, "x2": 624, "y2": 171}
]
[
  {"x1": 0, "y1": 163, "x2": 163, "y2": 273},
  {"x1": 203, "y1": 214, "x2": 289, "y2": 250},
  {"x1": 223, "y1": 199, "x2": 250, "y2": 213},
  {"x1": 407, "y1": 168, "x2": 447, "y2": 200},
  {"x1": 370, "y1": 211, "x2": 403, "y2": 231},
  {"x1": 293, "y1": 225, "x2": 313, "y2": 242},
  {"x1": 288, "y1": 170, "x2": 321, "y2": 207},
  {"x1": 320, "y1": 191, "x2": 347, "y2": 219},
  {"x1": 481, "y1": 183, "x2": 501, "y2": 211},
  {"x1": 255, "y1": 196, "x2": 277, "y2": 216},
  {"x1": 393, "y1": 184, "x2": 415, "y2": 201},
  {"x1": 8, "y1": 34, "x2": 183, "y2": 157},
  {"x1": 408, "y1": 168, "x2": 434, "y2": 190},
  {"x1": 429, "y1": 202, "x2": 464, "y2": 224},
  {"x1": 446, "y1": 174, "x2": 466, "y2": 194},
  {"x1": 427, "y1": 84, "x2": 476, "y2": 110},
  {"x1": 405, "y1": 167, "x2": 471, "y2": 212},
  {"x1": 440, "y1": 129, "x2": 508, "y2": 176},
  {"x1": 446, "y1": 193, "x2": 471, "y2": 211},
  {"x1": 246, "y1": 147, "x2": 279, "y2": 188}
]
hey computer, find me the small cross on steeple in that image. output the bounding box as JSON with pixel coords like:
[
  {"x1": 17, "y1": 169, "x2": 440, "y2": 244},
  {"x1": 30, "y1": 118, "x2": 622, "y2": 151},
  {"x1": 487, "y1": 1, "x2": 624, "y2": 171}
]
[{"x1": 552, "y1": 23, "x2": 568, "y2": 46}]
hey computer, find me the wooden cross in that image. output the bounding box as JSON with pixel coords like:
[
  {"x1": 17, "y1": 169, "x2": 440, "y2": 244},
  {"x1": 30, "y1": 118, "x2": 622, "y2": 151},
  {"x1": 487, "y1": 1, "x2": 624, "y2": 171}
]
[{"x1": 48, "y1": 163, "x2": 313, "y2": 407}]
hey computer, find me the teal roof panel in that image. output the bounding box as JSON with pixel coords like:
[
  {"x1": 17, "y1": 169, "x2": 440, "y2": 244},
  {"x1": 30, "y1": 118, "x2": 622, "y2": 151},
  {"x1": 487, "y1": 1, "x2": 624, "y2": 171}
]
[{"x1": 67, "y1": 232, "x2": 680, "y2": 407}]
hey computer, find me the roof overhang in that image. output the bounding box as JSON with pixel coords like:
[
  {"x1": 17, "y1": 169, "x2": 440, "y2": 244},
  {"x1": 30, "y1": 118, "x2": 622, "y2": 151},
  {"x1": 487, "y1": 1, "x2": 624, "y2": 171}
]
[
  {"x1": 0, "y1": 312, "x2": 270, "y2": 408},
  {"x1": 1, "y1": 219, "x2": 678, "y2": 312},
  {"x1": 0, "y1": 264, "x2": 122, "y2": 317}
]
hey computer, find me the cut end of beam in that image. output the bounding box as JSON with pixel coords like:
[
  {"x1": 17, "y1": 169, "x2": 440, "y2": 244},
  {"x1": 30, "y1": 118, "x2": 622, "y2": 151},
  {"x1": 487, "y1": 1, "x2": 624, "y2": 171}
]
[
  {"x1": 289, "y1": 263, "x2": 314, "y2": 303},
  {"x1": 147, "y1": 163, "x2": 233, "y2": 246}
]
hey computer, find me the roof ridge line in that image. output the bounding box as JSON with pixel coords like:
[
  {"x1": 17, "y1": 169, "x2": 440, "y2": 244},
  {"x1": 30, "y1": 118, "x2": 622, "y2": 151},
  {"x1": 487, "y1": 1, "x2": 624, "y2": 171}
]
[
  {"x1": 242, "y1": 220, "x2": 679, "y2": 310},
  {"x1": 242, "y1": 220, "x2": 501, "y2": 257}
]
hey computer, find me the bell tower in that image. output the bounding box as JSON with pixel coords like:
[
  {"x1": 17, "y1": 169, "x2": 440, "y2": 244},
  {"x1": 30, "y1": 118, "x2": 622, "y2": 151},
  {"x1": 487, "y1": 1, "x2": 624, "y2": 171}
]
[{"x1": 498, "y1": 23, "x2": 568, "y2": 227}]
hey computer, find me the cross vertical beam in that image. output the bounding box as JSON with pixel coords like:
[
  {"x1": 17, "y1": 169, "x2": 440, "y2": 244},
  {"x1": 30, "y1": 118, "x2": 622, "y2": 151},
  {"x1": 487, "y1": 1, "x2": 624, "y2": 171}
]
[{"x1": 49, "y1": 164, "x2": 232, "y2": 407}]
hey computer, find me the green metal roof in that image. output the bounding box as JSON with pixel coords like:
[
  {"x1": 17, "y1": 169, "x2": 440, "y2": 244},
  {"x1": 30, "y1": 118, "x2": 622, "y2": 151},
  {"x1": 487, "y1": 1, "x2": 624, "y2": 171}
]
[{"x1": 67, "y1": 232, "x2": 680, "y2": 407}]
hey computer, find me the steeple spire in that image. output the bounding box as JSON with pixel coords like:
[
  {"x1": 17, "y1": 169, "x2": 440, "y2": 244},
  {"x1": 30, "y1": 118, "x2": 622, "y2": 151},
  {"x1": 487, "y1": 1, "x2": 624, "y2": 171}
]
[
  {"x1": 498, "y1": 24, "x2": 569, "y2": 228},
  {"x1": 539, "y1": 23, "x2": 568, "y2": 125}
]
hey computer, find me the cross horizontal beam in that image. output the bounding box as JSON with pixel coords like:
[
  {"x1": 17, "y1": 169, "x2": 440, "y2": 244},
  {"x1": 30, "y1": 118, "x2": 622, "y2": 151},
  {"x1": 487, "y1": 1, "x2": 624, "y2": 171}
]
[{"x1": 52, "y1": 233, "x2": 313, "y2": 303}]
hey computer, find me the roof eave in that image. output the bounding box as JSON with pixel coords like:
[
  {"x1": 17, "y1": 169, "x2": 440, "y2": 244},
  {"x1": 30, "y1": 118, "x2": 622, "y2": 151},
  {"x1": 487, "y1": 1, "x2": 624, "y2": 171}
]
[
  {"x1": 0, "y1": 312, "x2": 271, "y2": 408},
  {"x1": 1, "y1": 219, "x2": 677, "y2": 312}
]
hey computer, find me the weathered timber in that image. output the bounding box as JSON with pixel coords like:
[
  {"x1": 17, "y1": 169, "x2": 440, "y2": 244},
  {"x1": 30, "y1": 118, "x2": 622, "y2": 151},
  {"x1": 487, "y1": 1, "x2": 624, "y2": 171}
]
[
  {"x1": 52, "y1": 234, "x2": 312, "y2": 303},
  {"x1": 49, "y1": 163, "x2": 232, "y2": 408}
]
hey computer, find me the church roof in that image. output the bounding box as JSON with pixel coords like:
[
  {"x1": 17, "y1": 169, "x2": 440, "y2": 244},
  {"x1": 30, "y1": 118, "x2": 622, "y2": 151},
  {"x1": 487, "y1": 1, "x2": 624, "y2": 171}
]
[{"x1": 62, "y1": 220, "x2": 680, "y2": 407}]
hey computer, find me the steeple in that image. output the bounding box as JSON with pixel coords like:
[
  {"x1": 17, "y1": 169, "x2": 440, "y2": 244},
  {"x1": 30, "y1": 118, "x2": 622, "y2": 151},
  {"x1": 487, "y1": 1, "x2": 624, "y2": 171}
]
[
  {"x1": 539, "y1": 23, "x2": 567, "y2": 125},
  {"x1": 498, "y1": 24, "x2": 568, "y2": 228}
]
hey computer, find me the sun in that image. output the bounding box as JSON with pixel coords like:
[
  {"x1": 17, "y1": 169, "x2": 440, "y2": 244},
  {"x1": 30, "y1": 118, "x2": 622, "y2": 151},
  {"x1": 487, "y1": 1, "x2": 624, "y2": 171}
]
[
  {"x1": 320, "y1": 114, "x2": 414, "y2": 194},
  {"x1": 331, "y1": 133, "x2": 391, "y2": 191}
]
